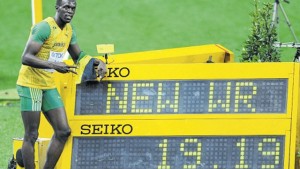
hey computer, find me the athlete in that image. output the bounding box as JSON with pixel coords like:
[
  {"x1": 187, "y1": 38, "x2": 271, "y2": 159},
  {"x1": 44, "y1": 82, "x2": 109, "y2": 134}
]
[{"x1": 16, "y1": 0, "x2": 106, "y2": 168}]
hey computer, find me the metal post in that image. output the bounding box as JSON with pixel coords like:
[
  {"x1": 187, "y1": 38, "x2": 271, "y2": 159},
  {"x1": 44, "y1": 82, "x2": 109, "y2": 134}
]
[
  {"x1": 31, "y1": 0, "x2": 43, "y2": 25},
  {"x1": 278, "y1": 3, "x2": 299, "y2": 43}
]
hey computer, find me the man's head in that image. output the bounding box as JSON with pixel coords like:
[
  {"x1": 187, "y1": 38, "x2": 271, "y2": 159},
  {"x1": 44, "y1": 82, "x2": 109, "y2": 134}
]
[{"x1": 55, "y1": 0, "x2": 77, "y2": 23}]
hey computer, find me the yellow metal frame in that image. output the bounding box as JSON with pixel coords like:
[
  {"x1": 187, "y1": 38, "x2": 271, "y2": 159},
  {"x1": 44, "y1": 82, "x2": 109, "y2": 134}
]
[
  {"x1": 36, "y1": 62, "x2": 299, "y2": 169},
  {"x1": 100, "y1": 44, "x2": 234, "y2": 64}
]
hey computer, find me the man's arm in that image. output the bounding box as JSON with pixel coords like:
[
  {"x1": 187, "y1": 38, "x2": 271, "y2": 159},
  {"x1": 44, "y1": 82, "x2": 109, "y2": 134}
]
[
  {"x1": 22, "y1": 38, "x2": 76, "y2": 74},
  {"x1": 68, "y1": 43, "x2": 81, "y2": 63}
]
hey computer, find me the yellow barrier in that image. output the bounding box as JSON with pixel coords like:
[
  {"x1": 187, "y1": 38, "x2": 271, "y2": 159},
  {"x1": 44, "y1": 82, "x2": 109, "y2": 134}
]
[
  {"x1": 38, "y1": 62, "x2": 299, "y2": 169},
  {"x1": 13, "y1": 45, "x2": 300, "y2": 168}
]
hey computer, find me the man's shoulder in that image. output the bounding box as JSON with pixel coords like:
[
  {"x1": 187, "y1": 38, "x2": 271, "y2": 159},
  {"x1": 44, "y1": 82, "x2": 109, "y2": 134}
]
[
  {"x1": 34, "y1": 17, "x2": 51, "y2": 26},
  {"x1": 32, "y1": 21, "x2": 50, "y2": 34},
  {"x1": 32, "y1": 18, "x2": 52, "y2": 32},
  {"x1": 35, "y1": 21, "x2": 50, "y2": 28},
  {"x1": 31, "y1": 19, "x2": 51, "y2": 43},
  {"x1": 43, "y1": 17, "x2": 54, "y2": 23},
  {"x1": 42, "y1": 17, "x2": 58, "y2": 29}
]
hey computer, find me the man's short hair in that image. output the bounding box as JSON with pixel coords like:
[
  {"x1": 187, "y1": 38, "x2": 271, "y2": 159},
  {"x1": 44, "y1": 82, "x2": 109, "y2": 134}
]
[
  {"x1": 55, "y1": 0, "x2": 76, "y2": 7},
  {"x1": 56, "y1": 0, "x2": 62, "y2": 6},
  {"x1": 56, "y1": 0, "x2": 76, "y2": 6}
]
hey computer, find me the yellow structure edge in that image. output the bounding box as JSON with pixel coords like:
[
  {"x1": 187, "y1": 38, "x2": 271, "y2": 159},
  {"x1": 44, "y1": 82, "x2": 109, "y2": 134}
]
[
  {"x1": 69, "y1": 119, "x2": 291, "y2": 136},
  {"x1": 99, "y1": 44, "x2": 234, "y2": 64}
]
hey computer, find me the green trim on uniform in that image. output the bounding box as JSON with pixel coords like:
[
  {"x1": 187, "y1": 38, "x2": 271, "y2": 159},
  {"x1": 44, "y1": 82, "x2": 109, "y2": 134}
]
[
  {"x1": 16, "y1": 85, "x2": 64, "y2": 112},
  {"x1": 70, "y1": 23, "x2": 77, "y2": 44},
  {"x1": 29, "y1": 87, "x2": 43, "y2": 111},
  {"x1": 31, "y1": 21, "x2": 51, "y2": 44}
]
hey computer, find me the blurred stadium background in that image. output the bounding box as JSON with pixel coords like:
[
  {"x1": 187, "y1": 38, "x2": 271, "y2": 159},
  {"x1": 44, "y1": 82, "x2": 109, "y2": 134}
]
[{"x1": 0, "y1": 0, "x2": 299, "y2": 168}]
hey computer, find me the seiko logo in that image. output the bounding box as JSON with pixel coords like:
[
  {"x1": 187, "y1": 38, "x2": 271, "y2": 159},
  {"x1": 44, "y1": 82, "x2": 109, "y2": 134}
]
[
  {"x1": 106, "y1": 67, "x2": 130, "y2": 78},
  {"x1": 80, "y1": 124, "x2": 133, "y2": 135}
]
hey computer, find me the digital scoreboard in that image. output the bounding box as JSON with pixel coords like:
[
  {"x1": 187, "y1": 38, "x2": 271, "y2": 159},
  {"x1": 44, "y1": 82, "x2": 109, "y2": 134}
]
[{"x1": 41, "y1": 62, "x2": 300, "y2": 169}]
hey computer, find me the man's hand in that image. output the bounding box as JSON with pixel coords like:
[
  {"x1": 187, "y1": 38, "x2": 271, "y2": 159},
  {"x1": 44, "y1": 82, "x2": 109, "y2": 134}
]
[
  {"x1": 50, "y1": 62, "x2": 77, "y2": 74},
  {"x1": 93, "y1": 59, "x2": 107, "y2": 80}
]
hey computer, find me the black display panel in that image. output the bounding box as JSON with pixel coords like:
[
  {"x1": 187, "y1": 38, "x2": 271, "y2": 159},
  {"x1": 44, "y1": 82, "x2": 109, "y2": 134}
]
[
  {"x1": 71, "y1": 136, "x2": 284, "y2": 169},
  {"x1": 75, "y1": 79, "x2": 287, "y2": 115}
]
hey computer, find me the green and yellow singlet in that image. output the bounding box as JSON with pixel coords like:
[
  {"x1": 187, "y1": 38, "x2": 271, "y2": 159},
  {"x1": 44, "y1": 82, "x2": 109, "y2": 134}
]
[{"x1": 17, "y1": 17, "x2": 77, "y2": 89}]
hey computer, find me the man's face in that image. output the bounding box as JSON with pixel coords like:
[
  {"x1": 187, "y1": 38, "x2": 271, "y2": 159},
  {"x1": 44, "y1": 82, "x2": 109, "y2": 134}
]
[{"x1": 57, "y1": 0, "x2": 76, "y2": 23}]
